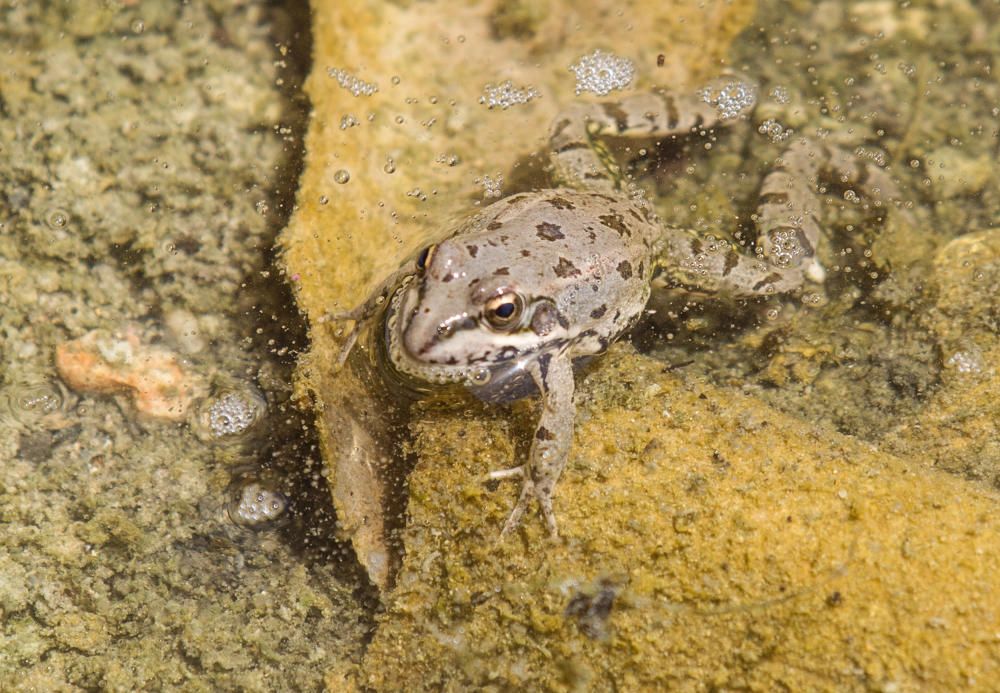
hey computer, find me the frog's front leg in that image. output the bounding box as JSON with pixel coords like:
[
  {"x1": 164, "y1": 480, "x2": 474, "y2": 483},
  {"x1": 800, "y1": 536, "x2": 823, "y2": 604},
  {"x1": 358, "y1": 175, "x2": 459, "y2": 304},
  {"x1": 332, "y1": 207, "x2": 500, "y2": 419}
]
[{"x1": 492, "y1": 351, "x2": 576, "y2": 537}]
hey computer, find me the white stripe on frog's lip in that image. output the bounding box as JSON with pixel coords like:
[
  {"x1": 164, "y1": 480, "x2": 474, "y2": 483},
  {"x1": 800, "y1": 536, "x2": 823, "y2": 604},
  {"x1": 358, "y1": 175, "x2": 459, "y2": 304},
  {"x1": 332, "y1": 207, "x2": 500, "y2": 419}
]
[{"x1": 386, "y1": 283, "x2": 559, "y2": 388}]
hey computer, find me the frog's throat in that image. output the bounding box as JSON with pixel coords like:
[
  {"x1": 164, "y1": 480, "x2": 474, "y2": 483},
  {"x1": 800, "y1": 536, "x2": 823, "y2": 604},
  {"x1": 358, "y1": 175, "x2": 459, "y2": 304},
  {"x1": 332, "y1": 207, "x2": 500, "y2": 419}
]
[{"x1": 385, "y1": 287, "x2": 492, "y2": 388}]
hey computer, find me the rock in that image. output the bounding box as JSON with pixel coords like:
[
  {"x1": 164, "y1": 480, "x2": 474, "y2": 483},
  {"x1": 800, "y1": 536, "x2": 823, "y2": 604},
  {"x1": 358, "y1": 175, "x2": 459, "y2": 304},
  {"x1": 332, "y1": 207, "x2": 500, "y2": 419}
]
[
  {"x1": 887, "y1": 229, "x2": 1000, "y2": 484},
  {"x1": 55, "y1": 326, "x2": 205, "y2": 421},
  {"x1": 362, "y1": 349, "x2": 1000, "y2": 690}
]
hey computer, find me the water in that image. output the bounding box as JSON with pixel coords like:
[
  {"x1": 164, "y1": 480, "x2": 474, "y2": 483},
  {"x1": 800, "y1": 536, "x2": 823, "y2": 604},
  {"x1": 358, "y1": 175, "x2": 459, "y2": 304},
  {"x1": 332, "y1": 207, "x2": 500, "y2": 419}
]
[{"x1": 2, "y1": 0, "x2": 999, "y2": 689}]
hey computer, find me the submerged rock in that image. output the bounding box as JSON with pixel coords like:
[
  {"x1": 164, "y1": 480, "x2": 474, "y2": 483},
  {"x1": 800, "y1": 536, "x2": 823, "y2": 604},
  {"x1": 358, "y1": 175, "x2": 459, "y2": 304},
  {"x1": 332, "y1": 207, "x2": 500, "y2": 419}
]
[
  {"x1": 55, "y1": 326, "x2": 206, "y2": 422},
  {"x1": 362, "y1": 348, "x2": 1000, "y2": 689}
]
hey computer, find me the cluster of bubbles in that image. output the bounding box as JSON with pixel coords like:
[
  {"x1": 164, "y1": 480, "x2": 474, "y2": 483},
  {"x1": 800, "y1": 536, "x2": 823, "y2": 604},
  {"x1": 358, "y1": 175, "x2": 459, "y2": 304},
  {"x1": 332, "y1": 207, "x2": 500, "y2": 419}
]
[
  {"x1": 190, "y1": 383, "x2": 267, "y2": 444},
  {"x1": 0, "y1": 379, "x2": 70, "y2": 428},
  {"x1": 769, "y1": 85, "x2": 790, "y2": 104},
  {"x1": 479, "y1": 80, "x2": 539, "y2": 110},
  {"x1": 767, "y1": 227, "x2": 807, "y2": 268},
  {"x1": 569, "y1": 49, "x2": 635, "y2": 97},
  {"x1": 227, "y1": 479, "x2": 289, "y2": 530},
  {"x1": 699, "y1": 77, "x2": 757, "y2": 120},
  {"x1": 326, "y1": 67, "x2": 378, "y2": 97},
  {"x1": 758, "y1": 118, "x2": 792, "y2": 143},
  {"x1": 945, "y1": 349, "x2": 983, "y2": 375},
  {"x1": 477, "y1": 173, "x2": 503, "y2": 199}
]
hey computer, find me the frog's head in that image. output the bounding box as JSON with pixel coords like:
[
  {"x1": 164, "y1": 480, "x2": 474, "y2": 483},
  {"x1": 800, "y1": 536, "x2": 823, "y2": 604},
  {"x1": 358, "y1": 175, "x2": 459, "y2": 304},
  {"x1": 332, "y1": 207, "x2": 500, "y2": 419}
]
[{"x1": 386, "y1": 239, "x2": 570, "y2": 391}]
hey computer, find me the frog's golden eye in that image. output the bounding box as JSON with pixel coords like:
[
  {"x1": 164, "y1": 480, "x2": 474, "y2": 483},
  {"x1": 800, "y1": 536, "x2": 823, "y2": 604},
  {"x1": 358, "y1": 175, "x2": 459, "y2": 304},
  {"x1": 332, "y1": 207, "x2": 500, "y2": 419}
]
[
  {"x1": 415, "y1": 244, "x2": 435, "y2": 272},
  {"x1": 484, "y1": 292, "x2": 524, "y2": 330}
]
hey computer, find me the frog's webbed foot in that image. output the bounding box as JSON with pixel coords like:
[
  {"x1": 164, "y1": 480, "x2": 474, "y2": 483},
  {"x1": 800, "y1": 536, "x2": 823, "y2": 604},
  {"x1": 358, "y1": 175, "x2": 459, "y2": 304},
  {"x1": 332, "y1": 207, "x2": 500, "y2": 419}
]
[
  {"x1": 658, "y1": 136, "x2": 906, "y2": 300},
  {"x1": 549, "y1": 75, "x2": 758, "y2": 193},
  {"x1": 488, "y1": 352, "x2": 575, "y2": 538},
  {"x1": 755, "y1": 137, "x2": 906, "y2": 282}
]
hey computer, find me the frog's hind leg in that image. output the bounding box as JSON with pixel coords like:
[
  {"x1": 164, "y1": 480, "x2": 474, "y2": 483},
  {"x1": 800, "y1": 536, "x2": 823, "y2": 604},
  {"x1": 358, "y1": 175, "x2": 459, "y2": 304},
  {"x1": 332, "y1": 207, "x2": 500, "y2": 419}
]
[
  {"x1": 755, "y1": 138, "x2": 903, "y2": 283},
  {"x1": 657, "y1": 228, "x2": 807, "y2": 299},
  {"x1": 550, "y1": 76, "x2": 757, "y2": 193}
]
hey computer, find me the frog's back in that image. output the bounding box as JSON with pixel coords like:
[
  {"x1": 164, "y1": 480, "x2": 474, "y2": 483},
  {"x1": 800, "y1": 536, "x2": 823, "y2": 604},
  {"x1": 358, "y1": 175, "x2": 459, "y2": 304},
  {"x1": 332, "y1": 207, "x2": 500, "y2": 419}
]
[{"x1": 450, "y1": 189, "x2": 658, "y2": 328}]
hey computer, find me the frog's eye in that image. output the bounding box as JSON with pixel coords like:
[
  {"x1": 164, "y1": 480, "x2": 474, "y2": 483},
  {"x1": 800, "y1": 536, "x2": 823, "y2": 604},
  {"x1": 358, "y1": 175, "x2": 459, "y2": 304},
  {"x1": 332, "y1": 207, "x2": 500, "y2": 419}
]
[
  {"x1": 415, "y1": 244, "x2": 435, "y2": 272},
  {"x1": 484, "y1": 292, "x2": 524, "y2": 330}
]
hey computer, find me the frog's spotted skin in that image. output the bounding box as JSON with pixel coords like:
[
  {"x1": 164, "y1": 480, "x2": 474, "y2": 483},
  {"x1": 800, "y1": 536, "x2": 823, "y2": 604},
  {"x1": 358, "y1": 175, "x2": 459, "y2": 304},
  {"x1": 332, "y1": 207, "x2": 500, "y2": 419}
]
[{"x1": 338, "y1": 77, "x2": 904, "y2": 538}]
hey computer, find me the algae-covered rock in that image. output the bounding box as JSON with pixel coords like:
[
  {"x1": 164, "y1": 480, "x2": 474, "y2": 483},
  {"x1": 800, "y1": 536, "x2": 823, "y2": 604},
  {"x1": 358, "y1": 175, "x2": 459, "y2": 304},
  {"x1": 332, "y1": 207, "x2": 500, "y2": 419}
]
[
  {"x1": 887, "y1": 229, "x2": 1000, "y2": 485},
  {"x1": 280, "y1": 0, "x2": 757, "y2": 588},
  {"x1": 362, "y1": 348, "x2": 1000, "y2": 690}
]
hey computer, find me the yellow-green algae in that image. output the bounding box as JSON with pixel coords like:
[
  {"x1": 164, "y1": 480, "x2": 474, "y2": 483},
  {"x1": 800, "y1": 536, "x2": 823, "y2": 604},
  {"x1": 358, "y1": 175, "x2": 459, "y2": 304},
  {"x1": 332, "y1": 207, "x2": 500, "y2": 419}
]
[{"x1": 364, "y1": 348, "x2": 1000, "y2": 690}]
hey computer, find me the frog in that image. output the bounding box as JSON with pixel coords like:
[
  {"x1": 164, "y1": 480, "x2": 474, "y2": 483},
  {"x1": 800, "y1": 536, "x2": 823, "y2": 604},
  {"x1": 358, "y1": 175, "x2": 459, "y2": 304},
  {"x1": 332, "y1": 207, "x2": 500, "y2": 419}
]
[{"x1": 335, "y1": 75, "x2": 904, "y2": 539}]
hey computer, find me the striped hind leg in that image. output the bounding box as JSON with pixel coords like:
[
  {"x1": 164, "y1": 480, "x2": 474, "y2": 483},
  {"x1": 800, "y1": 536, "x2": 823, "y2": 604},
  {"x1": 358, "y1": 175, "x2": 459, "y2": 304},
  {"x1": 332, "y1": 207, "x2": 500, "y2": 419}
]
[
  {"x1": 549, "y1": 76, "x2": 758, "y2": 193},
  {"x1": 755, "y1": 138, "x2": 904, "y2": 283}
]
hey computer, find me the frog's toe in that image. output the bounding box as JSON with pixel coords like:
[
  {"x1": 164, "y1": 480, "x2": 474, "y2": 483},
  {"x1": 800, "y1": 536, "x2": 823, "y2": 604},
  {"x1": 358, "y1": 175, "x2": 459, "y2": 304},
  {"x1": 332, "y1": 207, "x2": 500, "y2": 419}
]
[
  {"x1": 536, "y1": 491, "x2": 559, "y2": 538},
  {"x1": 499, "y1": 480, "x2": 533, "y2": 537},
  {"x1": 486, "y1": 464, "x2": 526, "y2": 482}
]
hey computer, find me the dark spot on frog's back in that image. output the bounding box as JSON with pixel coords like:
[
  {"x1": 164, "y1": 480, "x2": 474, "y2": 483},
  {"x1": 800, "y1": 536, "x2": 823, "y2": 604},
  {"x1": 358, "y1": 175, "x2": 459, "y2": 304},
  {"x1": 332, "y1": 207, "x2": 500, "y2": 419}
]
[
  {"x1": 547, "y1": 196, "x2": 576, "y2": 210},
  {"x1": 598, "y1": 213, "x2": 630, "y2": 237},
  {"x1": 494, "y1": 267, "x2": 509, "y2": 276},
  {"x1": 536, "y1": 221, "x2": 565, "y2": 241},
  {"x1": 467, "y1": 244, "x2": 479, "y2": 257},
  {"x1": 590, "y1": 305, "x2": 607, "y2": 319},
  {"x1": 486, "y1": 221, "x2": 503, "y2": 231},
  {"x1": 617, "y1": 260, "x2": 633, "y2": 279},
  {"x1": 553, "y1": 257, "x2": 581, "y2": 278}
]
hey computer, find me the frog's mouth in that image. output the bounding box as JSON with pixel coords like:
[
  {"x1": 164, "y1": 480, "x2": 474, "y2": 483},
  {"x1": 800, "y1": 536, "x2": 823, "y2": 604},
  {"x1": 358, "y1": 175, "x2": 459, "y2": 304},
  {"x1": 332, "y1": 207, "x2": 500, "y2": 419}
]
[{"x1": 385, "y1": 285, "x2": 493, "y2": 388}]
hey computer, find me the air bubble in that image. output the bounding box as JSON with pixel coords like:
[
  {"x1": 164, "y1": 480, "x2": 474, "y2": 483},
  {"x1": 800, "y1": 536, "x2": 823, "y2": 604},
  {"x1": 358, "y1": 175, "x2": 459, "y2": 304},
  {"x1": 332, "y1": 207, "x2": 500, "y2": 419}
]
[
  {"x1": 945, "y1": 349, "x2": 983, "y2": 374},
  {"x1": 0, "y1": 380, "x2": 71, "y2": 428},
  {"x1": 319, "y1": 195, "x2": 329, "y2": 205},
  {"x1": 333, "y1": 169, "x2": 351, "y2": 184},
  {"x1": 699, "y1": 77, "x2": 757, "y2": 120},
  {"x1": 46, "y1": 209, "x2": 69, "y2": 229},
  {"x1": 480, "y1": 80, "x2": 539, "y2": 110},
  {"x1": 383, "y1": 158, "x2": 396, "y2": 174},
  {"x1": 327, "y1": 67, "x2": 378, "y2": 97},
  {"x1": 190, "y1": 384, "x2": 267, "y2": 444},
  {"x1": 131, "y1": 19, "x2": 145, "y2": 34},
  {"x1": 477, "y1": 173, "x2": 503, "y2": 199},
  {"x1": 227, "y1": 480, "x2": 288, "y2": 530},
  {"x1": 769, "y1": 85, "x2": 790, "y2": 104}
]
